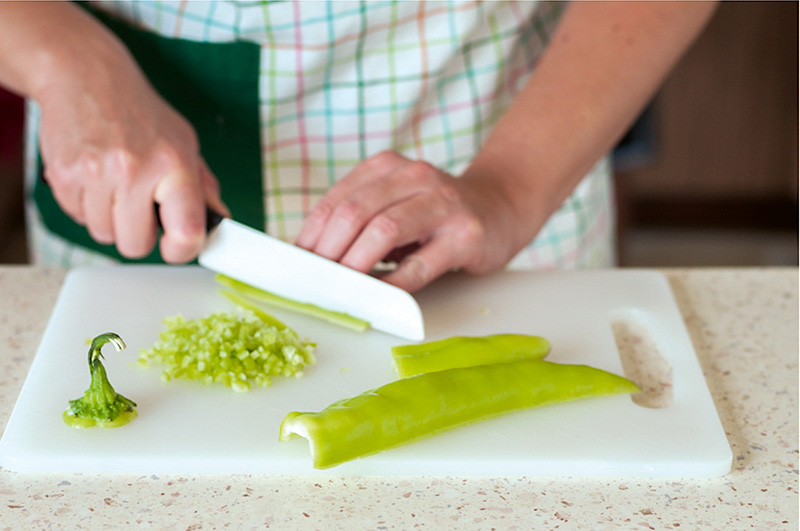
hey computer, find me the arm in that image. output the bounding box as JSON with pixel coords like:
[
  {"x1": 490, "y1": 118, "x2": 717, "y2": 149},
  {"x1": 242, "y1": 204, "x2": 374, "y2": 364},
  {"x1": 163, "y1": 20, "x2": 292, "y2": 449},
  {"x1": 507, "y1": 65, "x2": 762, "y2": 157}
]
[
  {"x1": 0, "y1": 1, "x2": 227, "y2": 262},
  {"x1": 462, "y1": 0, "x2": 720, "y2": 259},
  {"x1": 296, "y1": 1, "x2": 718, "y2": 292}
]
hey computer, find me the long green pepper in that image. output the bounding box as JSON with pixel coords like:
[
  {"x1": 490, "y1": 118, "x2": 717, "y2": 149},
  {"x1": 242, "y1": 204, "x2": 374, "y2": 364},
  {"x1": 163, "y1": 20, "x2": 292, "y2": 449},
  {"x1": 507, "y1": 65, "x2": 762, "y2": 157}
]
[
  {"x1": 280, "y1": 359, "x2": 640, "y2": 469},
  {"x1": 391, "y1": 334, "x2": 551, "y2": 377}
]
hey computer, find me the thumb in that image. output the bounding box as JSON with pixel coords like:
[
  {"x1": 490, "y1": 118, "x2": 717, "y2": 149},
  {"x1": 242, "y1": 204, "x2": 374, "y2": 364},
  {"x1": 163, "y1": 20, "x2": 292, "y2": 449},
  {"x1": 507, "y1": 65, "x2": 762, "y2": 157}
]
[{"x1": 154, "y1": 170, "x2": 207, "y2": 263}]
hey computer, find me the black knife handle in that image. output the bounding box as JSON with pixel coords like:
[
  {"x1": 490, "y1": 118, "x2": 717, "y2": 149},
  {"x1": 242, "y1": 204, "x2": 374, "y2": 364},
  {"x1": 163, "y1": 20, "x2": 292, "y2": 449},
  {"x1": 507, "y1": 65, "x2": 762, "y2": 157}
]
[{"x1": 154, "y1": 204, "x2": 225, "y2": 233}]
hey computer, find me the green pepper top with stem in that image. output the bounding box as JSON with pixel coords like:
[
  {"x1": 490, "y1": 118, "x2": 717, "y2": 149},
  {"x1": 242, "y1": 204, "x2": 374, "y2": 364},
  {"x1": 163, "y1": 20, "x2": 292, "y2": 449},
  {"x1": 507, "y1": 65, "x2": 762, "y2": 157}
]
[{"x1": 63, "y1": 332, "x2": 137, "y2": 428}]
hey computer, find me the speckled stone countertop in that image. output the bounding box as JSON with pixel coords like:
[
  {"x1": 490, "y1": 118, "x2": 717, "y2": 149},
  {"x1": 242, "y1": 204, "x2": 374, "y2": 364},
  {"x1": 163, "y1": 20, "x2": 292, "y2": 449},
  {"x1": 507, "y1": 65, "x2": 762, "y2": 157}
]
[{"x1": 0, "y1": 266, "x2": 796, "y2": 529}]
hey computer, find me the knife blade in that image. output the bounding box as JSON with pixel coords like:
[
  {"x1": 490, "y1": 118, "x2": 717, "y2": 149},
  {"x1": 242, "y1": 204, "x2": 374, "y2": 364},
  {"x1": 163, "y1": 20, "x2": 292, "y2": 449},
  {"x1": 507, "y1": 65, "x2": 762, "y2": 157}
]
[{"x1": 197, "y1": 217, "x2": 425, "y2": 340}]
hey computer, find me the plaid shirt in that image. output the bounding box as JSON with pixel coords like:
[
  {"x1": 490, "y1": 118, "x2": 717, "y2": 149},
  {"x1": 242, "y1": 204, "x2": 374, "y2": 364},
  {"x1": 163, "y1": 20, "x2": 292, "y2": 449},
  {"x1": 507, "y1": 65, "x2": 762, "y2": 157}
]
[{"x1": 25, "y1": 0, "x2": 614, "y2": 269}]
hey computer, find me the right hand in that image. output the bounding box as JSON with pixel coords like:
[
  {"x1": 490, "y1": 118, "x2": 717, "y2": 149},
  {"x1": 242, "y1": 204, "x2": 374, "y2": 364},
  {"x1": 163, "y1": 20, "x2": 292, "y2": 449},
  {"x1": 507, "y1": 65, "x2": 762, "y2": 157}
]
[{"x1": 34, "y1": 18, "x2": 227, "y2": 262}]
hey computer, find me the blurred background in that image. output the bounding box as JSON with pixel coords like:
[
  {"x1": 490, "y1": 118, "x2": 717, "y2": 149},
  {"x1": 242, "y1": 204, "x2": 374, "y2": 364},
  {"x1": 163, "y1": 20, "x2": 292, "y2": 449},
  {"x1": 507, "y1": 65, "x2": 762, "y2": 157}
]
[{"x1": 0, "y1": 1, "x2": 796, "y2": 267}]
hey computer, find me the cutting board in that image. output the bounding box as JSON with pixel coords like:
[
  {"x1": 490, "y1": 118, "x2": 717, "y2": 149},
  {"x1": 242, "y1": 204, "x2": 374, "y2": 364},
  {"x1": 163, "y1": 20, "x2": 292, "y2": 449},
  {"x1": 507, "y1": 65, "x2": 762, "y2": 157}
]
[{"x1": 0, "y1": 266, "x2": 731, "y2": 478}]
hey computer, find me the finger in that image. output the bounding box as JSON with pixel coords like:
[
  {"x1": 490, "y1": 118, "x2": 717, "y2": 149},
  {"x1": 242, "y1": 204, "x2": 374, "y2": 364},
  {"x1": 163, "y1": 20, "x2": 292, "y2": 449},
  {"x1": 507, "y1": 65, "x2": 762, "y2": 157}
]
[
  {"x1": 44, "y1": 166, "x2": 86, "y2": 226},
  {"x1": 312, "y1": 158, "x2": 443, "y2": 261},
  {"x1": 338, "y1": 192, "x2": 442, "y2": 273},
  {"x1": 380, "y1": 236, "x2": 466, "y2": 293},
  {"x1": 112, "y1": 187, "x2": 158, "y2": 259},
  {"x1": 312, "y1": 181, "x2": 419, "y2": 262},
  {"x1": 81, "y1": 182, "x2": 115, "y2": 245},
  {"x1": 295, "y1": 151, "x2": 407, "y2": 250},
  {"x1": 338, "y1": 168, "x2": 465, "y2": 272},
  {"x1": 154, "y1": 171, "x2": 207, "y2": 264}
]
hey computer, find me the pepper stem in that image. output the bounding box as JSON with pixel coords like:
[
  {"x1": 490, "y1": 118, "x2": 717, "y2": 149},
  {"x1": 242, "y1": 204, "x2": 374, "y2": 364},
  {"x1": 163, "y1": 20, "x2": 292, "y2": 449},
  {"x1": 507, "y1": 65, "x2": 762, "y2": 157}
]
[{"x1": 88, "y1": 332, "x2": 127, "y2": 368}]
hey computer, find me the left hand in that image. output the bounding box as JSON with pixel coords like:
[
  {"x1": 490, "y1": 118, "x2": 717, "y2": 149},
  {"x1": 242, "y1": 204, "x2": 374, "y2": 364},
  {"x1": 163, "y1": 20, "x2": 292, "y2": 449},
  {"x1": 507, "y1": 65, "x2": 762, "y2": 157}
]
[{"x1": 295, "y1": 151, "x2": 523, "y2": 293}]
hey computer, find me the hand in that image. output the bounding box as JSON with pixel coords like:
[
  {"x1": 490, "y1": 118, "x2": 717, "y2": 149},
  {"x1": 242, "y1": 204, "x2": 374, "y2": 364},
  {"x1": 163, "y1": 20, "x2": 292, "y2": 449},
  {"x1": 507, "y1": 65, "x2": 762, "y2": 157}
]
[
  {"x1": 38, "y1": 71, "x2": 228, "y2": 263},
  {"x1": 295, "y1": 151, "x2": 523, "y2": 293},
  {"x1": 26, "y1": 5, "x2": 228, "y2": 263}
]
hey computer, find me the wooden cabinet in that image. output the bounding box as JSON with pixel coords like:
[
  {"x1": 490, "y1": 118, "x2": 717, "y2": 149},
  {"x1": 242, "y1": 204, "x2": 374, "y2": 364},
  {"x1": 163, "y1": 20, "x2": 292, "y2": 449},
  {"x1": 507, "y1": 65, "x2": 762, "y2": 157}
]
[{"x1": 617, "y1": 1, "x2": 798, "y2": 230}]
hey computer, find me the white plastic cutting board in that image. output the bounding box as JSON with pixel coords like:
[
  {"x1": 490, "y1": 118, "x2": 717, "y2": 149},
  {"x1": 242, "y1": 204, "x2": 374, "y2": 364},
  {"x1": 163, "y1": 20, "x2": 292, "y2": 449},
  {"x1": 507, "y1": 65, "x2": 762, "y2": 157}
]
[{"x1": 0, "y1": 266, "x2": 731, "y2": 478}]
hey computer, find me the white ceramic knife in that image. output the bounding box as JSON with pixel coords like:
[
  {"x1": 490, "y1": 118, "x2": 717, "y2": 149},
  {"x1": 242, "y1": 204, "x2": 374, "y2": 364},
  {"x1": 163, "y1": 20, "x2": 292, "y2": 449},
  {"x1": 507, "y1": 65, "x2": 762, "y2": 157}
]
[{"x1": 197, "y1": 217, "x2": 425, "y2": 340}]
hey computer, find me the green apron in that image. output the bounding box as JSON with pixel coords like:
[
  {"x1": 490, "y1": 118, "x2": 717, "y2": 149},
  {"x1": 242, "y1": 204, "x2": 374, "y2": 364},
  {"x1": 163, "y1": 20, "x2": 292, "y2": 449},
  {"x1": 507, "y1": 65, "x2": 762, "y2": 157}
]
[{"x1": 33, "y1": 5, "x2": 263, "y2": 263}]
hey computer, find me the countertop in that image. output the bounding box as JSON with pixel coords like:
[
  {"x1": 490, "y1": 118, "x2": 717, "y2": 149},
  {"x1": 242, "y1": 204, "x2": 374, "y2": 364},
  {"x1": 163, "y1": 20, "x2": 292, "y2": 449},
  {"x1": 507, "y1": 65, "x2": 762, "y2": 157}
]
[{"x1": 0, "y1": 266, "x2": 797, "y2": 530}]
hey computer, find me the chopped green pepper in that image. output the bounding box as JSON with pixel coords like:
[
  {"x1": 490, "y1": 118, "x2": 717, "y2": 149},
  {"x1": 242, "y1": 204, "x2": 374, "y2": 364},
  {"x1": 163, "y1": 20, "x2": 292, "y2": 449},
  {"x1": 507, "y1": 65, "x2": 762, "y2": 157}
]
[
  {"x1": 279, "y1": 360, "x2": 640, "y2": 469},
  {"x1": 391, "y1": 334, "x2": 551, "y2": 377},
  {"x1": 215, "y1": 274, "x2": 370, "y2": 332},
  {"x1": 63, "y1": 332, "x2": 137, "y2": 429},
  {"x1": 138, "y1": 310, "x2": 315, "y2": 392}
]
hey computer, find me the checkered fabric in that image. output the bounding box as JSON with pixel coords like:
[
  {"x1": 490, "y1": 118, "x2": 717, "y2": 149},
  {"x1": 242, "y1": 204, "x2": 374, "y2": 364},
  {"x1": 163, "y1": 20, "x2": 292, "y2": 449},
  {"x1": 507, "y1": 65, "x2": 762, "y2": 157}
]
[{"x1": 24, "y1": 0, "x2": 614, "y2": 269}]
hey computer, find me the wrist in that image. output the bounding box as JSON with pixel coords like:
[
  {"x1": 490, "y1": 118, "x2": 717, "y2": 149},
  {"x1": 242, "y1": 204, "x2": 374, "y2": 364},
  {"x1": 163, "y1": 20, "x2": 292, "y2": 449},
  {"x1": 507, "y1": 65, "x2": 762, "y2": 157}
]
[
  {"x1": 461, "y1": 144, "x2": 558, "y2": 249},
  {"x1": 458, "y1": 161, "x2": 547, "y2": 264}
]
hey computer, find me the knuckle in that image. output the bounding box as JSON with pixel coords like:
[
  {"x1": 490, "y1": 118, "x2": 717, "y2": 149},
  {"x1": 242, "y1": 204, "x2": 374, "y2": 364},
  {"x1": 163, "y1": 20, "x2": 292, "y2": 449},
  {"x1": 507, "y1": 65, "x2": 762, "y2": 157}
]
[
  {"x1": 452, "y1": 214, "x2": 485, "y2": 246},
  {"x1": 335, "y1": 199, "x2": 367, "y2": 227},
  {"x1": 437, "y1": 182, "x2": 461, "y2": 205},
  {"x1": 155, "y1": 142, "x2": 189, "y2": 171},
  {"x1": 306, "y1": 199, "x2": 333, "y2": 224},
  {"x1": 368, "y1": 213, "x2": 401, "y2": 240},
  {"x1": 368, "y1": 150, "x2": 402, "y2": 169},
  {"x1": 108, "y1": 148, "x2": 141, "y2": 188},
  {"x1": 75, "y1": 152, "x2": 103, "y2": 181},
  {"x1": 404, "y1": 160, "x2": 437, "y2": 185}
]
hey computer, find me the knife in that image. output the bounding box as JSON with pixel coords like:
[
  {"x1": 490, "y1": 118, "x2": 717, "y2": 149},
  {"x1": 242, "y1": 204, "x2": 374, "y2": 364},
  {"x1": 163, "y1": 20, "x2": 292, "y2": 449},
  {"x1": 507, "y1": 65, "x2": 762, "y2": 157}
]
[
  {"x1": 38, "y1": 168, "x2": 424, "y2": 338},
  {"x1": 193, "y1": 210, "x2": 425, "y2": 340}
]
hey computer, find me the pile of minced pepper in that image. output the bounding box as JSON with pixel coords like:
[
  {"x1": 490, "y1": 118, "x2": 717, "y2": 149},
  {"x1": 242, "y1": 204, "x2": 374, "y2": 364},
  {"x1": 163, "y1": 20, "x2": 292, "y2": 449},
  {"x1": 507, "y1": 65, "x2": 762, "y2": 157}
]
[{"x1": 138, "y1": 310, "x2": 315, "y2": 393}]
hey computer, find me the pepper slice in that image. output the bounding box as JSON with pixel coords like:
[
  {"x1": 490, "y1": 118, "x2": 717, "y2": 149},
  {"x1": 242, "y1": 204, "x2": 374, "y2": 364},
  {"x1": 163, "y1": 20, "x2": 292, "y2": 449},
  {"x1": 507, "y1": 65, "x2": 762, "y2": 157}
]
[
  {"x1": 215, "y1": 274, "x2": 369, "y2": 332},
  {"x1": 391, "y1": 334, "x2": 551, "y2": 377},
  {"x1": 279, "y1": 360, "x2": 640, "y2": 469}
]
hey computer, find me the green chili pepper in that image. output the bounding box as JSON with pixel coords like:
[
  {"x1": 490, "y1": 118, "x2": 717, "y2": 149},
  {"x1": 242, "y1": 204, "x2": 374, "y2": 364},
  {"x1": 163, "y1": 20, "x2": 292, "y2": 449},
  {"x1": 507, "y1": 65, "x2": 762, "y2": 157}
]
[
  {"x1": 215, "y1": 274, "x2": 370, "y2": 332},
  {"x1": 279, "y1": 359, "x2": 640, "y2": 469},
  {"x1": 391, "y1": 334, "x2": 551, "y2": 377},
  {"x1": 63, "y1": 332, "x2": 137, "y2": 428}
]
